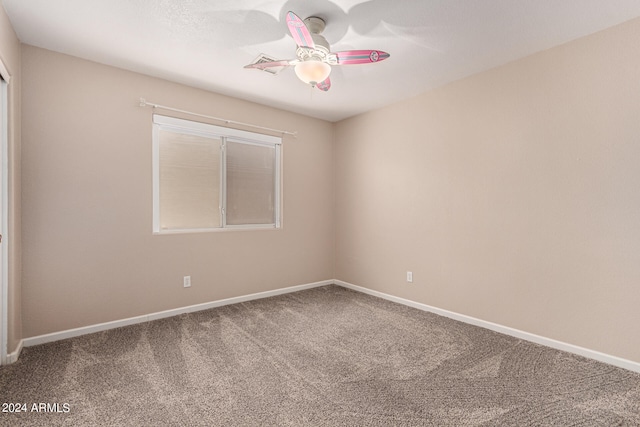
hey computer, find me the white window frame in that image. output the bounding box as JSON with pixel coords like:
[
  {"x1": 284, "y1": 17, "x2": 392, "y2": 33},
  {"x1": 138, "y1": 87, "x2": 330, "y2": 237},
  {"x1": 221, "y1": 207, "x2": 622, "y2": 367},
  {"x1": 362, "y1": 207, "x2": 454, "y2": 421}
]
[{"x1": 152, "y1": 114, "x2": 281, "y2": 234}]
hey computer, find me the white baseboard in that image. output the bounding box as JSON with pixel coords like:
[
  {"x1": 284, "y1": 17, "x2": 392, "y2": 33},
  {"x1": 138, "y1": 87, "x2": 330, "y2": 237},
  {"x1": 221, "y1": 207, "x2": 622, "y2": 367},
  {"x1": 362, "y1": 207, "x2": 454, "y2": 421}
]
[
  {"x1": 23, "y1": 280, "x2": 332, "y2": 348},
  {"x1": 5, "y1": 338, "x2": 23, "y2": 364},
  {"x1": 19, "y1": 278, "x2": 640, "y2": 374},
  {"x1": 334, "y1": 280, "x2": 640, "y2": 374}
]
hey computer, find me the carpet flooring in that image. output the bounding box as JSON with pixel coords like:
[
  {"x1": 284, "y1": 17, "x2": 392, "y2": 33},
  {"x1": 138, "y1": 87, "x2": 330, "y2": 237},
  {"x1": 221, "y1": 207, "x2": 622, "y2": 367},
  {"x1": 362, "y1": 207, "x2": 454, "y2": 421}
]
[{"x1": 1, "y1": 285, "x2": 639, "y2": 426}]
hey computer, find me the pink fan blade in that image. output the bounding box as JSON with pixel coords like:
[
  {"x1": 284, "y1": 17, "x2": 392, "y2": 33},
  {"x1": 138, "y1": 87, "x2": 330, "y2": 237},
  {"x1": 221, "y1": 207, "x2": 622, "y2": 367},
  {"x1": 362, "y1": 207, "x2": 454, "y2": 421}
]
[
  {"x1": 335, "y1": 50, "x2": 390, "y2": 65},
  {"x1": 244, "y1": 60, "x2": 295, "y2": 70},
  {"x1": 316, "y1": 77, "x2": 331, "y2": 92},
  {"x1": 286, "y1": 11, "x2": 315, "y2": 48}
]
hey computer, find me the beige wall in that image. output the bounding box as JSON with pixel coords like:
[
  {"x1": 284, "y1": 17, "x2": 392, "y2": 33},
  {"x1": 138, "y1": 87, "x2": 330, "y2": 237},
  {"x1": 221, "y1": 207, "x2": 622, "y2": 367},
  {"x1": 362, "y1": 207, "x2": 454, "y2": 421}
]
[
  {"x1": 0, "y1": 4, "x2": 22, "y2": 356},
  {"x1": 335, "y1": 18, "x2": 640, "y2": 363},
  {"x1": 21, "y1": 45, "x2": 334, "y2": 337}
]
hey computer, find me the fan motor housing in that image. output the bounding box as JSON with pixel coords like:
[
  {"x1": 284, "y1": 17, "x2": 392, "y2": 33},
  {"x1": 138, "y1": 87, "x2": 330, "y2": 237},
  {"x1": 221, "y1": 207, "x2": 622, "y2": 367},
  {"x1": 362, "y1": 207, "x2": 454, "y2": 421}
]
[
  {"x1": 297, "y1": 16, "x2": 331, "y2": 62},
  {"x1": 304, "y1": 16, "x2": 326, "y2": 35}
]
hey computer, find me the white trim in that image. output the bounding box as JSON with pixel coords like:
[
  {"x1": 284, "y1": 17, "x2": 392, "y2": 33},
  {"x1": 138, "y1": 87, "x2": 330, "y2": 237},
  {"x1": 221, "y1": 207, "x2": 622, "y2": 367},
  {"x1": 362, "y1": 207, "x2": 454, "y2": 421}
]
[
  {"x1": 18, "y1": 278, "x2": 640, "y2": 373},
  {"x1": 153, "y1": 114, "x2": 282, "y2": 145},
  {"x1": 152, "y1": 225, "x2": 279, "y2": 235},
  {"x1": 334, "y1": 280, "x2": 640, "y2": 374},
  {"x1": 23, "y1": 280, "x2": 332, "y2": 348},
  {"x1": 274, "y1": 142, "x2": 282, "y2": 228},
  {"x1": 6, "y1": 339, "x2": 22, "y2": 364},
  {"x1": 141, "y1": 98, "x2": 297, "y2": 137},
  {"x1": 151, "y1": 119, "x2": 160, "y2": 233},
  {"x1": 221, "y1": 137, "x2": 227, "y2": 227},
  {"x1": 0, "y1": 75, "x2": 7, "y2": 365},
  {"x1": 0, "y1": 56, "x2": 10, "y2": 83}
]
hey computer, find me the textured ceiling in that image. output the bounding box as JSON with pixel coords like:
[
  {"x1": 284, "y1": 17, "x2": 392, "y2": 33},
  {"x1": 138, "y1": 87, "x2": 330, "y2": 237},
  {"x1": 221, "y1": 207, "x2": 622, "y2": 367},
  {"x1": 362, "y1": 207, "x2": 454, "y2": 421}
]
[{"x1": 3, "y1": 0, "x2": 640, "y2": 121}]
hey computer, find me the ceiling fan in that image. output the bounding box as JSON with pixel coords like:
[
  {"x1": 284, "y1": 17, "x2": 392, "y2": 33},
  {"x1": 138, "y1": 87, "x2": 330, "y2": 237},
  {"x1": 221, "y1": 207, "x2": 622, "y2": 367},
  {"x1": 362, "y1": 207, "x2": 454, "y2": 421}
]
[{"x1": 244, "y1": 11, "x2": 390, "y2": 91}]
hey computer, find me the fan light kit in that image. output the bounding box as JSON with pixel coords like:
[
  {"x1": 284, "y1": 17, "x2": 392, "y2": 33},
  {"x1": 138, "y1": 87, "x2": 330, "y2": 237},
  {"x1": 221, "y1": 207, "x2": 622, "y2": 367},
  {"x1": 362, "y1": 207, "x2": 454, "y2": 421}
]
[
  {"x1": 295, "y1": 60, "x2": 331, "y2": 85},
  {"x1": 245, "y1": 11, "x2": 390, "y2": 91}
]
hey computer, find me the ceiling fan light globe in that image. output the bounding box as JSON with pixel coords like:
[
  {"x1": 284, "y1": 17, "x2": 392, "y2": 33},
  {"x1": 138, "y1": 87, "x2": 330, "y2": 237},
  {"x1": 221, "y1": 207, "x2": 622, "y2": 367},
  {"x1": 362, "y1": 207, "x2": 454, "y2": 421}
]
[{"x1": 294, "y1": 60, "x2": 331, "y2": 86}]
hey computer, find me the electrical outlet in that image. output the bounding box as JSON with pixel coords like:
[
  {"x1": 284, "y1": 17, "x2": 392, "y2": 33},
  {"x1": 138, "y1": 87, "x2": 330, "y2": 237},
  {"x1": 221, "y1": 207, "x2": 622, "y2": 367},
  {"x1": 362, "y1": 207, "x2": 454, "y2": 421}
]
[
  {"x1": 406, "y1": 271, "x2": 413, "y2": 283},
  {"x1": 183, "y1": 276, "x2": 191, "y2": 288}
]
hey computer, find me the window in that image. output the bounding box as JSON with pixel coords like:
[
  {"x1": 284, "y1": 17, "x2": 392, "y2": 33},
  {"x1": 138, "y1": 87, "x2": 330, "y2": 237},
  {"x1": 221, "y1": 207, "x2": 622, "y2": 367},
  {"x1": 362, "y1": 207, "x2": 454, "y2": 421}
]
[{"x1": 152, "y1": 115, "x2": 281, "y2": 233}]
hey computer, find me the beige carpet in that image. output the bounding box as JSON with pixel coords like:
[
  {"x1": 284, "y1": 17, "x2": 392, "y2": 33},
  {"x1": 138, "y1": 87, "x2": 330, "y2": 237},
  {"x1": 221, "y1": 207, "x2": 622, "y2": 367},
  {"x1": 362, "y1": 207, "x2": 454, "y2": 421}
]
[{"x1": 1, "y1": 285, "x2": 639, "y2": 426}]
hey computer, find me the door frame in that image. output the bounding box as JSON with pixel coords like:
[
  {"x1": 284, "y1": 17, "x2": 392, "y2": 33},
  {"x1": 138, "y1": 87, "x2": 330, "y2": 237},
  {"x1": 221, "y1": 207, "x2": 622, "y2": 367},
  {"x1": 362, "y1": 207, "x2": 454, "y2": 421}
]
[{"x1": 0, "y1": 57, "x2": 10, "y2": 365}]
